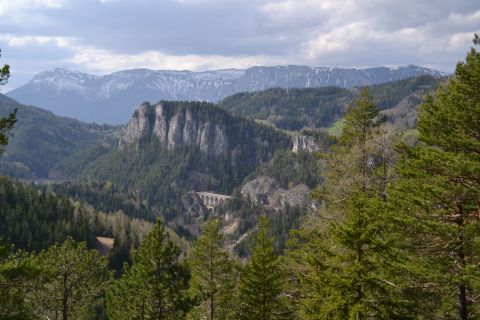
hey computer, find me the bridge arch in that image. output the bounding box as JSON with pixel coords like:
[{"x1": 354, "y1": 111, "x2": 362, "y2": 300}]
[{"x1": 196, "y1": 192, "x2": 232, "y2": 209}]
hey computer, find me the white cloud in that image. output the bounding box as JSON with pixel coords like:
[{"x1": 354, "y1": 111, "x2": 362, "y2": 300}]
[
  {"x1": 449, "y1": 10, "x2": 480, "y2": 25},
  {"x1": 449, "y1": 33, "x2": 474, "y2": 50},
  {"x1": 0, "y1": 0, "x2": 63, "y2": 14},
  {"x1": 67, "y1": 46, "x2": 281, "y2": 74},
  {"x1": 1, "y1": 34, "x2": 72, "y2": 47}
]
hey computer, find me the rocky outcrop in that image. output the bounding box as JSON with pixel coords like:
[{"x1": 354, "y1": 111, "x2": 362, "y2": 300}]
[
  {"x1": 120, "y1": 102, "x2": 153, "y2": 144},
  {"x1": 178, "y1": 192, "x2": 209, "y2": 237},
  {"x1": 241, "y1": 175, "x2": 312, "y2": 210},
  {"x1": 292, "y1": 135, "x2": 320, "y2": 153},
  {"x1": 267, "y1": 184, "x2": 311, "y2": 209},
  {"x1": 241, "y1": 176, "x2": 278, "y2": 205},
  {"x1": 119, "y1": 102, "x2": 228, "y2": 156}
]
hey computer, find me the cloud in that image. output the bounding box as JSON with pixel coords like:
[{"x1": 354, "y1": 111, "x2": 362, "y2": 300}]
[
  {"x1": 0, "y1": 0, "x2": 479, "y2": 90},
  {"x1": 0, "y1": 0, "x2": 63, "y2": 15},
  {"x1": 1, "y1": 34, "x2": 71, "y2": 47},
  {"x1": 67, "y1": 47, "x2": 279, "y2": 73}
]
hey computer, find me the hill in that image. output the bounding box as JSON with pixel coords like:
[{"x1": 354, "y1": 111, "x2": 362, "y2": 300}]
[
  {"x1": 220, "y1": 75, "x2": 442, "y2": 131},
  {"x1": 0, "y1": 94, "x2": 119, "y2": 178},
  {"x1": 81, "y1": 100, "x2": 292, "y2": 194}
]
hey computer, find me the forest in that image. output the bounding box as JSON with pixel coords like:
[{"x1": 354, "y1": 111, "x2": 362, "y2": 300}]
[{"x1": 0, "y1": 37, "x2": 479, "y2": 320}]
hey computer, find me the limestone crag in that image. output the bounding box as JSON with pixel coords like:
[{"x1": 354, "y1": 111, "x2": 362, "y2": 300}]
[
  {"x1": 120, "y1": 102, "x2": 228, "y2": 156},
  {"x1": 292, "y1": 135, "x2": 320, "y2": 153}
]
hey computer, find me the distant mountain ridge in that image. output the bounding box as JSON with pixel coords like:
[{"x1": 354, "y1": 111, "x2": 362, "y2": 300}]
[{"x1": 7, "y1": 65, "x2": 447, "y2": 124}]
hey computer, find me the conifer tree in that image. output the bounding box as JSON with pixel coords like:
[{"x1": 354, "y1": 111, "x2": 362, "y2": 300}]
[
  {"x1": 393, "y1": 35, "x2": 480, "y2": 319},
  {"x1": 107, "y1": 219, "x2": 191, "y2": 320},
  {"x1": 238, "y1": 215, "x2": 291, "y2": 320},
  {"x1": 32, "y1": 237, "x2": 110, "y2": 320},
  {"x1": 288, "y1": 88, "x2": 407, "y2": 319},
  {"x1": 187, "y1": 219, "x2": 237, "y2": 320}
]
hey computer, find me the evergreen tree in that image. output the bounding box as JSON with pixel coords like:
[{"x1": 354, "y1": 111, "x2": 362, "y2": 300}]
[
  {"x1": 187, "y1": 218, "x2": 237, "y2": 320},
  {"x1": 238, "y1": 215, "x2": 291, "y2": 320},
  {"x1": 393, "y1": 34, "x2": 480, "y2": 319},
  {"x1": 32, "y1": 237, "x2": 110, "y2": 320},
  {"x1": 107, "y1": 219, "x2": 191, "y2": 320},
  {"x1": 288, "y1": 88, "x2": 406, "y2": 319}
]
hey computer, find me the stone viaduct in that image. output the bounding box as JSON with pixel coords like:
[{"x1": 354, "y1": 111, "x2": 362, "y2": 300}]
[{"x1": 196, "y1": 192, "x2": 232, "y2": 208}]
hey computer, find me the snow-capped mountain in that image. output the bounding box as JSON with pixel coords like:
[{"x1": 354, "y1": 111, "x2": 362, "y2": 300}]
[{"x1": 7, "y1": 65, "x2": 446, "y2": 124}]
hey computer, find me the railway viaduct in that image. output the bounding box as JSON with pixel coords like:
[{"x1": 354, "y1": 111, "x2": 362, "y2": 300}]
[{"x1": 196, "y1": 192, "x2": 232, "y2": 208}]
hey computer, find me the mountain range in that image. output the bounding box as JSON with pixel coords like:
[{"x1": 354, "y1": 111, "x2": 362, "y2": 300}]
[{"x1": 7, "y1": 65, "x2": 446, "y2": 124}]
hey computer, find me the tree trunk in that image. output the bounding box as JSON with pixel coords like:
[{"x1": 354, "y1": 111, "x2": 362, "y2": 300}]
[
  {"x1": 62, "y1": 273, "x2": 68, "y2": 320},
  {"x1": 456, "y1": 205, "x2": 468, "y2": 320},
  {"x1": 210, "y1": 238, "x2": 215, "y2": 320},
  {"x1": 458, "y1": 283, "x2": 468, "y2": 320},
  {"x1": 210, "y1": 295, "x2": 214, "y2": 320}
]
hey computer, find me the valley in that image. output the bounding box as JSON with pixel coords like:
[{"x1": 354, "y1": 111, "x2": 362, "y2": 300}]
[{"x1": 0, "y1": 73, "x2": 443, "y2": 255}]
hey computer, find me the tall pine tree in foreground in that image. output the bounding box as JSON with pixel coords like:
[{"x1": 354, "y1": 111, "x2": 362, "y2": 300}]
[
  {"x1": 288, "y1": 88, "x2": 407, "y2": 319},
  {"x1": 393, "y1": 35, "x2": 480, "y2": 319},
  {"x1": 107, "y1": 219, "x2": 190, "y2": 320},
  {"x1": 238, "y1": 215, "x2": 291, "y2": 320},
  {"x1": 187, "y1": 218, "x2": 237, "y2": 320}
]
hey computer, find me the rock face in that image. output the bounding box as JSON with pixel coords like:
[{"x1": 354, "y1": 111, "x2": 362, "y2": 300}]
[
  {"x1": 241, "y1": 176, "x2": 279, "y2": 204},
  {"x1": 179, "y1": 192, "x2": 209, "y2": 237},
  {"x1": 292, "y1": 135, "x2": 320, "y2": 153},
  {"x1": 241, "y1": 175, "x2": 312, "y2": 210},
  {"x1": 119, "y1": 102, "x2": 228, "y2": 157}
]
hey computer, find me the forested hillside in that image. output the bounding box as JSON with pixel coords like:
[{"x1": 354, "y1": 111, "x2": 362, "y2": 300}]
[
  {"x1": 77, "y1": 101, "x2": 291, "y2": 217},
  {"x1": 0, "y1": 94, "x2": 119, "y2": 178},
  {"x1": 220, "y1": 75, "x2": 441, "y2": 131}
]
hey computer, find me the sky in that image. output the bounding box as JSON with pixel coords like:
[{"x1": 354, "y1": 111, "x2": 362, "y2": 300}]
[{"x1": 0, "y1": 0, "x2": 479, "y2": 91}]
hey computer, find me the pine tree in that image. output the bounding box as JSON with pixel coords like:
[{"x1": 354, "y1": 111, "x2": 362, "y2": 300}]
[
  {"x1": 32, "y1": 237, "x2": 110, "y2": 320},
  {"x1": 393, "y1": 35, "x2": 480, "y2": 319},
  {"x1": 288, "y1": 88, "x2": 407, "y2": 319},
  {"x1": 107, "y1": 219, "x2": 191, "y2": 320},
  {"x1": 187, "y1": 218, "x2": 237, "y2": 320},
  {"x1": 238, "y1": 215, "x2": 291, "y2": 320}
]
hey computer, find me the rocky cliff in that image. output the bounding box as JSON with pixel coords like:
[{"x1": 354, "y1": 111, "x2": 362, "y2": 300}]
[
  {"x1": 119, "y1": 101, "x2": 228, "y2": 156},
  {"x1": 292, "y1": 135, "x2": 321, "y2": 153},
  {"x1": 92, "y1": 100, "x2": 293, "y2": 205}
]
